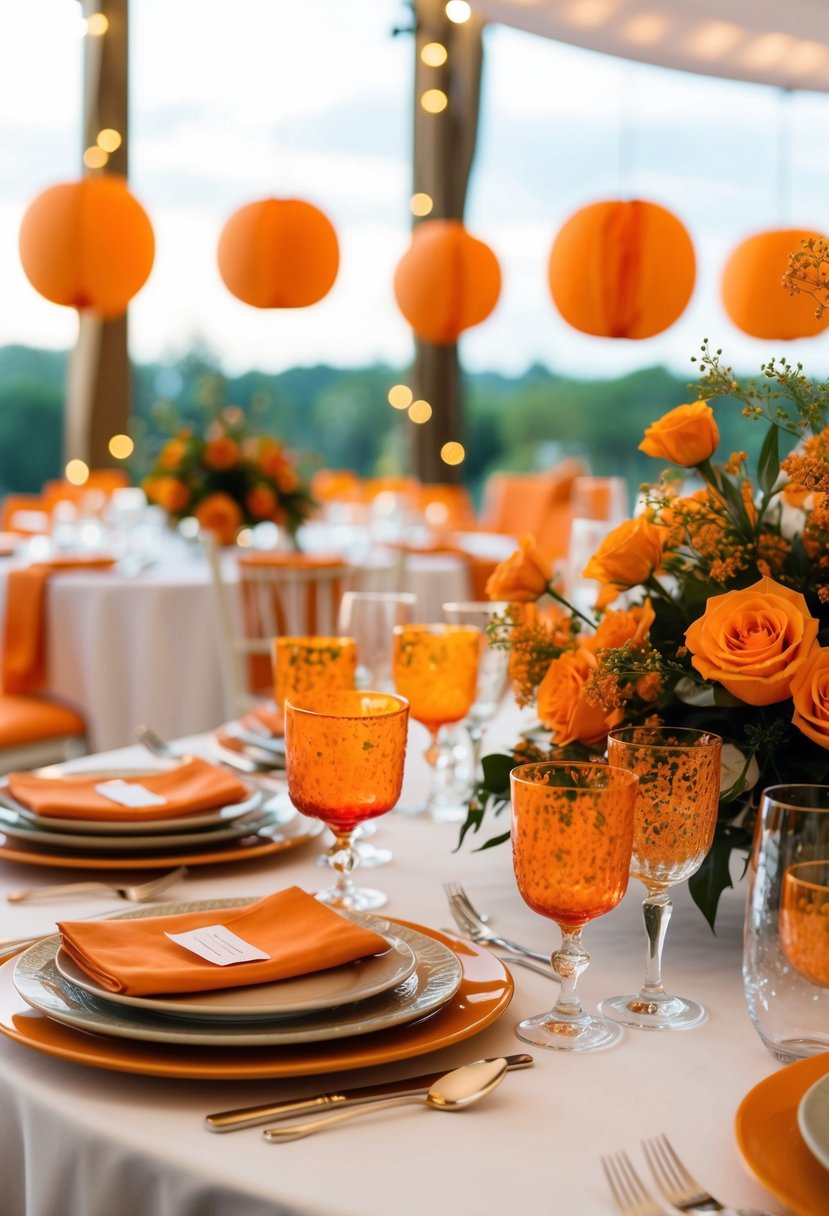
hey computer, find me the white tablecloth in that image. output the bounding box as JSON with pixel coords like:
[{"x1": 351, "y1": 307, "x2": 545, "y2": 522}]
[
  {"x1": 0, "y1": 713, "x2": 790, "y2": 1216},
  {"x1": 0, "y1": 541, "x2": 479, "y2": 751}
]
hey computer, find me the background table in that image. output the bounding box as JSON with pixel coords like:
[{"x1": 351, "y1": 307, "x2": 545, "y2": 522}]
[{"x1": 0, "y1": 711, "x2": 790, "y2": 1216}]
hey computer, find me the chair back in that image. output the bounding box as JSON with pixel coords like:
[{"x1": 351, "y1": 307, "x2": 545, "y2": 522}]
[{"x1": 0, "y1": 494, "x2": 50, "y2": 535}]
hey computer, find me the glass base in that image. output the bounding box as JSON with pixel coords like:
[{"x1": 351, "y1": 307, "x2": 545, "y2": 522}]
[
  {"x1": 315, "y1": 883, "x2": 387, "y2": 912},
  {"x1": 599, "y1": 992, "x2": 708, "y2": 1031},
  {"x1": 515, "y1": 1010, "x2": 622, "y2": 1052}
]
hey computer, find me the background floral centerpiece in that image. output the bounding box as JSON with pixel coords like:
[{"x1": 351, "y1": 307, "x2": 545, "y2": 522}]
[
  {"x1": 142, "y1": 405, "x2": 315, "y2": 545},
  {"x1": 462, "y1": 341, "x2": 829, "y2": 929}
]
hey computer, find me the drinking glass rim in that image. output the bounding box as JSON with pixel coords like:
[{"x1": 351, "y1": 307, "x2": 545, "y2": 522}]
[
  {"x1": 392, "y1": 623, "x2": 481, "y2": 637},
  {"x1": 273, "y1": 635, "x2": 356, "y2": 649},
  {"x1": 759, "y1": 783, "x2": 829, "y2": 813},
  {"x1": 510, "y1": 760, "x2": 639, "y2": 791},
  {"x1": 284, "y1": 690, "x2": 409, "y2": 720},
  {"x1": 607, "y1": 725, "x2": 722, "y2": 752},
  {"x1": 784, "y1": 859, "x2": 829, "y2": 891}
]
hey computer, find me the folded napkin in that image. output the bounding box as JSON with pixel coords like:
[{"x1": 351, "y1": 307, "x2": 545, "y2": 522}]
[
  {"x1": 58, "y1": 887, "x2": 390, "y2": 996},
  {"x1": 2, "y1": 557, "x2": 115, "y2": 694},
  {"x1": 243, "y1": 702, "x2": 285, "y2": 738},
  {"x1": 7, "y1": 757, "x2": 250, "y2": 822}
]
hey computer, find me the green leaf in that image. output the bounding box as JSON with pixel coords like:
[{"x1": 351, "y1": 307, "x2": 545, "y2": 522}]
[
  {"x1": 687, "y1": 828, "x2": 743, "y2": 932},
  {"x1": 454, "y1": 803, "x2": 485, "y2": 852},
  {"x1": 757, "y1": 423, "x2": 781, "y2": 497},
  {"x1": 473, "y1": 830, "x2": 511, "y2": 852},
  {"x1": 480, "y1": 752, "x2": 514, "y2": 794}
]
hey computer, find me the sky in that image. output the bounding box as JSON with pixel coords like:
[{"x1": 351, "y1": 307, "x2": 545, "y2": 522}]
[{"x1": 3, "y1": 0, "x2": 829, "y2": 382}]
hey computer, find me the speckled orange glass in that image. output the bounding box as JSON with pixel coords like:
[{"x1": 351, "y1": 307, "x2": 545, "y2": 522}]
[
  {"x1": 780, "y1": 861, "x2": 829, "y2": 987},
  {"x1": 272, "y1": 637, "x2": 356, "y2": 710},
  {"x1": 510, "y1": 761, "x2": 638, "y2": 1052},
  {"x1": 284, "y1": 690, "x2": 409, "y2": 911},
  {"x1": 392, "y1": 623, "x2": 480, "y2": 815},
  {"x1": 600, "y1": 725, "x2": 722, "y2": 1031}
]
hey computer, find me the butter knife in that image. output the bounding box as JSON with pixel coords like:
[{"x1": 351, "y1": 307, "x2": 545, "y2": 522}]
[{"x1": 205, "y1": 1052, "x2": 533, "y2": 1132}]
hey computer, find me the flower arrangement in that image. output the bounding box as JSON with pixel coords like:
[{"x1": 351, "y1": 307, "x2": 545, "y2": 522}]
[
  {"x1": 462, "y1": 340, "x2": 829, "y2": 929},
  {"x1": 142, "y1": 406, "x2": 314, "y2": 545}
]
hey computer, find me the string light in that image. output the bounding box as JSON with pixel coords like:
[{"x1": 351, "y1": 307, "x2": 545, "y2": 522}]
[
  {"x1": 108, "y1": 434, "x2": 134, "y2": 459},
  {"x1": 97, "y1": 128, "x2": 122, "y2": 153},
  {"x1": 421, "y1": 42, "x2": 448, "y2": 66},
  {"x1": 65, "y1": 459, "x2": 90, "y2": 485},
  {"x1": 440, "y1": 441, "x2": 465, "y2": 465},
  {"x1": 83, "y1": 146, "x2": 108, "y2": 169},
  {"x1": 421, "y1": 89, "x2": 448, "y2": 114},
  {"x1": 445, "y1": 1, "x2": 471, "y2": 23},
  {"x1": 408, "y1": 400, "x2": 433, "y2": 424},
  {"x1": 410, "y1": 192, "x2": 433, "y2": 217},
  {"x1": 86, "y1": 12, "x2": 108, "y2": 35},
  {"x1": 388, "y1": 384, "x2": 413, "y2": 409}
]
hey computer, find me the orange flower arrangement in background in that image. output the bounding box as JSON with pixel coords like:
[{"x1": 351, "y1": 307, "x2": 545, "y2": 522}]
[
  {"x1": 462, "y1": 341, "x2": 829, "y2": 929},
  {"x1": 142, "y1": 408, "x2": 314, "y2": 545}
]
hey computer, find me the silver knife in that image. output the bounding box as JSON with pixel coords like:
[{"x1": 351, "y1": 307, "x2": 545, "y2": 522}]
[{"x1": 205, "y1": 1052, "x2": 533, "y2": 1132}]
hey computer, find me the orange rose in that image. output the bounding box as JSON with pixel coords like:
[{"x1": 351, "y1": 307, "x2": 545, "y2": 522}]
[
  {"x1": 158, "y1": 439, "x2": 188, "y2": 472},
  {"x1": 639, "y1": 402, "x2": 719, "y2": 467},
  {"x1": 246, "y1": 484, "x2": 279, "y2": 520},
  {"x1": 536, "y1": 649, "x2": 614, "y2": 746},
  {"x1": 582, "y1": 517, "x2": 665, "y2": 589},
  {"x1": 194, "y1": 492, "x2": 243, "y2": 545},
  {"x1": 204, "y1": 436, "x2": 240, "y2": 470},
  {"x1": 274, "y1": 462, "x2": 299, "y2": 493},
  {"x1": 485, "y1": 534, "x2": 552, "y2": 603},
  {"x1": 684, "y1": 576, "x2": 819, "y2": 706},
  {"x1": 791, "y1": 646, "x2": 829, "y2": 749},
  {"x1": 584, "y1": 599, "x2": 655, "y2": 653},
  {"x1": 143, "y1": 475, "x2": 190, "y2": 514}
]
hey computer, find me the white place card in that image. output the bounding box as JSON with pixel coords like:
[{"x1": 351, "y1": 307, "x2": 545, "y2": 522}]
[
  {"x1": 94, "y1": 779, "x2": 168, "y2": 808},
  {"x1": 165, "y1": 924, "x2": 271, "y2": 966}
]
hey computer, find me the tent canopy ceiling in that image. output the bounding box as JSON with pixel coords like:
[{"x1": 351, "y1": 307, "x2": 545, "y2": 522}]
[{"x1": 472, "y1": 0, "x2": 829, "y2": 93}]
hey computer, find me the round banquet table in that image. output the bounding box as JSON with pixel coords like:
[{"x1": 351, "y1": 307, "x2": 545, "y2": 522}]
[
  {"x1": 0, "y1": 709, "x2": 796, "y2": 1216},
  {"x1": 0, "y1": 533, "x2": 499, "y2": 751}
]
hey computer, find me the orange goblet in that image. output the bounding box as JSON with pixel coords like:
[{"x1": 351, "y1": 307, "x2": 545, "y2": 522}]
[
  {"x1": 392, "y1": 623, "x2": 480, "y2": 818},
  {"x1": 284, "y1": 690, "x2": 409, "y2": 910},
  {"x1": 272, "y1": 636, "x2": 356, "y2": 710},
  {"x1": 511, "y1": 761, "x2": 638, "y2": 1051}
]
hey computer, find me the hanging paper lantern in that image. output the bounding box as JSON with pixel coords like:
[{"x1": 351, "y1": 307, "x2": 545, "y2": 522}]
[
  {"x1": 721, "y1": 229, "x2": 829, "y2": 340},
  {"x1": 393, "y1": 219, "x2": 501, "y2": 345},
  {"x1": 18, "y1": 176, "x2": 154, "y2": 319},
  {"x1": 217, "y1": 198, "x2": 339, "y2": 308},
  {"x1": 547, "y1": 199, "x2": 696, "y2": 339}
]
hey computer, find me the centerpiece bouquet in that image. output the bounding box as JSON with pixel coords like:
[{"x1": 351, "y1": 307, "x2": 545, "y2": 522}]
[
  {"x1": 461, "y1": 340, "x2": 829, "y2": 929},
  {"x1": 142, "y1": 406, "x2": 314, "y2": 545}
]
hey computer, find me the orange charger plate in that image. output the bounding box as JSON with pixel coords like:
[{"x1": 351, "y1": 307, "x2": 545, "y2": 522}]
[
  {"x1": 0, "y1": 923, "x2": 513, "y2": 1080},
  {"x1": 736, "y1": 1053, "x2": 829, "y2": 1216}
]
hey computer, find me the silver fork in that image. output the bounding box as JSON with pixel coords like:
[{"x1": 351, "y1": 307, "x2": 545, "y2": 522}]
[
  {"x1": 443, "y1": 882, "x2": 552, "y2": 966},
  {"x1": 135, "y1": 723, "x2": 267, "y2": 777},
  {"x1": 602, "y1": 1150, "x2": 671, "y2": 1216},
  {"x1": 6, "y1": 865, "x2": 188, "y2": 905},
  {"x1": 643, "y1": 1135, "x2": 776, "y2": 1216}
]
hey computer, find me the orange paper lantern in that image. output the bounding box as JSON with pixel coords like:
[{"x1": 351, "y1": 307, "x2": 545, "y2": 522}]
[
  {"x1": 547, "y1": 199, "x2": 696, "y2": 339},
  {"x1": 393, "y1": 219, "x2": 501, "y2": 345},
  {"x1": 18, "y1": 176, "x2": 154, "y2": 319},
  {"x1": 721, "y1": 228, "x2": 829, "y2": 340},
  {"x1": 217, "y1": 199, "x2": 339, "y2": 308}
]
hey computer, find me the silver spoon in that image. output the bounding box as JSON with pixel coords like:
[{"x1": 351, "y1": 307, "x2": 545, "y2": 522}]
[{"x1": 262, "y1": 1057, "x2": 508, "y2": 1142}]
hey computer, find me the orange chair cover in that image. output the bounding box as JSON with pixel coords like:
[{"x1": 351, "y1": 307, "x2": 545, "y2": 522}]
[
  {"x1": 0, "y1": 495, "x2": 50, "y2": 535},
  {"x1": 2, "y1": 557, "x2": 115, "y2": 694},
  {"x1": 0, "y1": 694, "x2": 85, "y2": 746}
]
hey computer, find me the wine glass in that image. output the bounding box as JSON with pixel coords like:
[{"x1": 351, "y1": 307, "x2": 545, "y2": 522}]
[
  {"x1": 599, "y1": 725, "x2": 722, "y2": 1031},
  {"x1": 284, "y1": 689, "x2": 409, "y2": 910},
  {"x1": 511, "y1": 761, "x2": 638, "y2": 1051},
  {"x1": 335, "y1": 593, "x2": 416, "y2": 865},
  {"x1": 392, "y1": 623, "x2": 481, "y2": 821},
  {"x1": 272, "y1": 636, "x2": 357, "y2": 708},
  {"x1": 442, "y1": 600, "x2": 511, "y2": 794}
]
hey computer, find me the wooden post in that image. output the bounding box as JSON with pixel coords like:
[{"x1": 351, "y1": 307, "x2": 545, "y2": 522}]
[
  {"x1": 410, "y1": 0, "x2": 484, "y2": 484},
  {"x1": 65, "y1": 0, "x2": 130, "y2": 469}
]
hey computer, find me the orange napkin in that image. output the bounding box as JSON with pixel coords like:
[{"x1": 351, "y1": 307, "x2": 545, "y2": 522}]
[
  {"x1": 7, "y1": 757, "x2": 250, "y2": 822},
  {"x1": 2, "y1": 557, "x2": 115, "y2": 694},
  {"x1": 57, "y1": 887, "x2": 390, "y2": 996},
  {"x1": 243, "y1": 702, "x2": 285, "y2": 737}
]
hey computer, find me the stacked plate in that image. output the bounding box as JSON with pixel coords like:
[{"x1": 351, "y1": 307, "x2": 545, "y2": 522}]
[{"x1": 0, "y1": 764, "x2": 322, "y2": 870}]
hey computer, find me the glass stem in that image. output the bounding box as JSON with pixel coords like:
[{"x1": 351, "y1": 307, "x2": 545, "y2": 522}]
[
  {"x1": 327, "y1": 830, "x2": 358, "y2": 897},
  {"x1": 550, "y1": 927, "x2": 590, "y2": 1019},
  {"x1": 640, "y1": 889, "x2": 672, "y2": 997},
  {"x1": 468, "y1": 725, "x2": 484, "y2": 783},
  {"x1": 424, "y1": 727, "x2": 442, "y2": 769}
]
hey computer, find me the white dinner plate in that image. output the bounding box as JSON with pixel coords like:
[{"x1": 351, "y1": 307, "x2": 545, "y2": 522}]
[
  {"x1": 54, "y1": 933, "x2": 417, "y2": 1020},
  {"x1": 798, "y1": 1072, "x2": 829, "y2": 1172},
  {"x1": 0, "y1": 798, "x2": 289, "y2": 853},
  {"x1": 13, "y1": 902, "x2": 463, "y2": 1046},
  {"x1": 0, "y1": 767, "x2": 263, "y2": 835}
]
